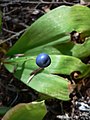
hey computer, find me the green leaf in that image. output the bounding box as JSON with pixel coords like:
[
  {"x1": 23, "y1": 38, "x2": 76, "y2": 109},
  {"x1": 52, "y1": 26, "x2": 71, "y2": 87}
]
[
  {"x1": 71, "y1": 37, "x2": 90, "y2": 59},
  {"x1": 4, "y1": 55, "x2": 70, "y2": 100},
  {"x1": 54, "y1": 37, "x2": 90, "y2": 59},
  {"x1": 24, "y1": 45, "x2": 62, "y2": 56},
  {"x1": 2, "y1": 101, "x2": 47, "y2": 120},
  {"x1": 4, "y1": 55, "x2": 90, "y2": 100},
  {"x1": 4, "y1": 55, "x2": 90, "y2": 77},
  {"x1": 7, "y1": 5, "x2": 90, "y2": 56}
]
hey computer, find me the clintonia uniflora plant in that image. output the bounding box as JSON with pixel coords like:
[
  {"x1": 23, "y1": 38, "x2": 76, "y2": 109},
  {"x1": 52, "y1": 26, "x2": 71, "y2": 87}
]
[{"x1": 2, "y1": 5, "x2": 90, "y2": 120}]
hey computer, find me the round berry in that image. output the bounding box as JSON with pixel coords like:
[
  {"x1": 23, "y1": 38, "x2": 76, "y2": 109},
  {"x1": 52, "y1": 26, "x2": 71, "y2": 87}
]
[{"x1": 36, "y1": 53, "x2": 51, "y2": 68}]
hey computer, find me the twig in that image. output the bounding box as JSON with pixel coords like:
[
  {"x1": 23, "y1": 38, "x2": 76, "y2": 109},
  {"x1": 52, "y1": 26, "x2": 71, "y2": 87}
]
[
  {"x1": 0, "y1": 1, "x2": 76, "y2": 6},
  {"x1": 20, "y1": 1, "x2": 76, "y2": 5},
  {"x1": 0, "y1": 29, "x2": 26, "y2": 45},
  {"x1": 3, "y1": 28, "x2": 16, "y2": 34},
  {"x1": 18, "y1": 23, "x2": 29, "y2": 28},
  {"x1": 57, "y1": 114, "x2": 78, "y2": 119},
  {"x1": 27, "y1": 68, "x2": 43, "y2": 83},
  {"x1": 3, "y1": 7, "x2": 21, "y2": 16}
]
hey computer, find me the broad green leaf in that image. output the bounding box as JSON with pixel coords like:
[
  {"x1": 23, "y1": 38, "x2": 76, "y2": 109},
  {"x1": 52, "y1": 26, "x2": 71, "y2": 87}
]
[
  {"x1": 4, "y1": 55, "x2": 70, "y2": 100},
  {"x1": 24, "y1": 45, "x2": 62, "y2": 56},
  {"x1": 4, "y1": 55, "x2": 90, "y2": 77},
  {"x1": 54, "y1": 37, "x2": 90, "y2": 59},
  {"x1": 51, "y1": 37, "x2": 90, "y2": 59},
  {"x1": 9, "y1": 36, "x2": 90, "y2": 61},
  {"x1": 71, "y1": 38, "x2": 90, "y2": 59},
  {"x1": 4, "y1": 55, "x2": 90, "y2": 100},
  {"x1": 2, "y1": 101, "x2": 47, "y2": 120},
  {"x1": 7, "y1": 5, "x2": 90, "y2": 56}
]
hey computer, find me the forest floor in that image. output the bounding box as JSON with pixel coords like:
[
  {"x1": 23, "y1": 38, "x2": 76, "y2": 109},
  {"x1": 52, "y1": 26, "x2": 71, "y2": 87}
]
[{"x1": 0, "y1": 0, "x2": 90, "y2": 120}]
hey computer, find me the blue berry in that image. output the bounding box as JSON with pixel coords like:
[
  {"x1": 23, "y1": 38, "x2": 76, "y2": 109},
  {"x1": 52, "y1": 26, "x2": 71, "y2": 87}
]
[{"x1": 36, "y1": 53, "x2": 51, "y2": 68}]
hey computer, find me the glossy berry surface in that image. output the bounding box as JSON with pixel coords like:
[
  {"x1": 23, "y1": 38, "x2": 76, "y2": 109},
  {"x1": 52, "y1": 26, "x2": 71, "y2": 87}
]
[{"x1": 36, "y1": 53, "x2": 51, "y2": 68}]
